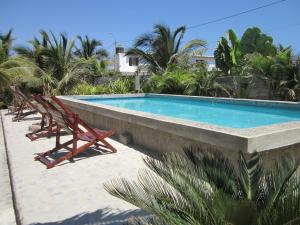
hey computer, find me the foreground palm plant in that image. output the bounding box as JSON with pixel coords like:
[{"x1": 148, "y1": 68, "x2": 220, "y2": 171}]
[
  {"x1": 105, "y1": 148, "x2": 300, "y2": 225},
  {"x1": 127, "y1": 24, "x2": 207, "y2": 73}
]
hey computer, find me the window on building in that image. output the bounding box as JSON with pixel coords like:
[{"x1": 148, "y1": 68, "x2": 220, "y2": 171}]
[{"x1": 129, "y1": 57, "x2": 139, "y2": 66}]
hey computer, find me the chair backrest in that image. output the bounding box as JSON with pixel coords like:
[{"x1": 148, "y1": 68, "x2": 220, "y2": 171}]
[
  {"x1": 10, "y1": 86, "x2": 24, "y2": 105},
  {"x1": 39, "y1": 96, "x2": 77, "y2": 135},
  {"x1": 33, "y1": 95, "x2": 52, "y2": 117},
  {"x1": 50, "y1": 96, "x2": 74, "y2": 115},
  {"x1": 49, "y1": 96, "x2": 98, "y2": 137},
  {"x1": 10, "y1": 86, "x2": 38, "y2": 111}
]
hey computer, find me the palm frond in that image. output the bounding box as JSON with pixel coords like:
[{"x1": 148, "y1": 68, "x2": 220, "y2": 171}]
[{"x1": 105, "y1": 147, "x2": 300, "y2": 225}]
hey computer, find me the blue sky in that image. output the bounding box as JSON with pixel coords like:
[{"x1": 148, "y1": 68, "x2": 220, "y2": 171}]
[{"x1": 1, "y1": 0, "x2": 299, "y2": 56}]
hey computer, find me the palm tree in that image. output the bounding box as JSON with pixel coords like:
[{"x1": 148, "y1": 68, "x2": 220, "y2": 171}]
[
  {"x1": 14, "y1": 31, "x2": 91, "y2": 94},
  {"x1": 0, "y1": 57, "x2": 51, "y2": 94},
  {"x1": 36, "y1": 31, "x2": 93, "y2": 94},
  {"x1": 14, "y1": 30, "x2": 49, "y2": 68},
  {"x1": 0, "y1": 68, "x2": 10, "y2": 91},
  {"x1": 75, "y1": 35, "x2": 108, "y2": 59},
  {"x1": 127, "y1": 24, "x2": 207, "y2": 73},
  {"x1": 105, "y1": 148, "x2": 300, "y2": 225},
  {"x1": 0, "y1": 29, "x2": 14, "y2": 64}
]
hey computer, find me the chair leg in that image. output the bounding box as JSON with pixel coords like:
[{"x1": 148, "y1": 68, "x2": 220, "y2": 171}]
[
  {"x1": 13, "y1": 101, "x2": 25, "y2": 121},
  {"x1": 56, "y1": 127, "x2": 61, "y2": 148},
  {"x1": 72, "y1": 126, "x2": 78, "y2": 159},
  {"x1": 99, "y1": 139, "x2": 117, "y2": 153},
  {"x1": 36, "y1": 128, "x2": 117, "y2": 169},
  {"x1": 45, "y1": 140, "x2": 96, "y2": 169},
  {"x1": 26, "y1": 123, "x2": 57, "y2": 141}
]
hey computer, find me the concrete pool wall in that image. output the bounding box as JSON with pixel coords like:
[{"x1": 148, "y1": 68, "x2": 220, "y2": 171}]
[{"x1": 58, "y1": 94, "x2": 300, "y2": 163}]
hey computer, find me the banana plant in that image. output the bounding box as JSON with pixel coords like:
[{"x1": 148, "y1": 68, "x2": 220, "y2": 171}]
[{"x1": 214, "y1": 29, "x2": 240, "y2": 75}]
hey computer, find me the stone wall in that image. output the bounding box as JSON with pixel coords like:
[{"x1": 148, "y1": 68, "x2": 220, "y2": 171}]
[{"x1": 216, "y1": 75, "x2": 272, "y2": 100}]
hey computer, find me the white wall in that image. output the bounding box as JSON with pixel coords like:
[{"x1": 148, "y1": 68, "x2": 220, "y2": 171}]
[
  {"x1": 116, "y1": 53, "x2": 138, "y2": 73},
  {"x1": 196, "y1": 56, "x2": 216, "y2": 71},
  {"x1": 206, "y1": 58, "x2": 216, "y2": 71},
  {"x1": 115, "y1": 52, "x2": 216, "y2": 73}
]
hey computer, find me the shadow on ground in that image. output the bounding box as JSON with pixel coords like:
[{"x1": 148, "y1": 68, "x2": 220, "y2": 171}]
[
  {"x1": 30, "y1": 208, "x2": 150, "y2": 225},
  {"x1": 34, "y1": 145, "x2": 116, "y2": 168}
]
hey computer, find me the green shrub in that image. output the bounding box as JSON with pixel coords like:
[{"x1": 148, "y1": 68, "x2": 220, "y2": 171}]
[
  {"x1": 142, "y1": 68, "x2": 228, "y2": 97},
  {"x1": 68, "y1": 77, "x2": 134, "y2": 95},
  {"x1": 106, "y1": 77, "x2": 134, "y2": 94},
  {"x1": 68, "y1": 82, "x2": 108, "y2": 95}
]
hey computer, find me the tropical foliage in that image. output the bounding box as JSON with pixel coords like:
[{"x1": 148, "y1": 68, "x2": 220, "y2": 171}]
[
  {"x1": 75, "y1": 35, "x2": 108, "y2": 59},
  {"x1": 1, "y1": 25, "x2": 300, "y2": 107},
  {"x1": 68, "y1": 77, "x2": 134, "y2": 95},
  {"x1": 245, "y1": 45, "x2": 300, "y2": 100},
  {"x1": 144, "y1": 68, "x2": 228, "y2": 97},
  {"x1": 105, "y1": 148, "x2": 300, "y2": 225},
  {"x1": 2, "y1": 30, "x2": 112, "y2": 95},
  {"x1": 0, "y1": 29, "x2": 14, "y2": 64},
  {"x1": 213, "y1": 27, "x2": 300, "y2": 101},
  {"x1": 239, "y1": 27, "x2": 277, "y2": 57},
  {"x1": 127, "y1": 24, "x2": 207, "y2": 73},
  {"x1": 0, "y1": 29, "x2": 14, "y2": 91},
  {"x1": 214, "y1": 29, "x2": 240, "y2": 75},
  {"x1": 214, "y1": 27, "x2": 277, "y2": 76}
]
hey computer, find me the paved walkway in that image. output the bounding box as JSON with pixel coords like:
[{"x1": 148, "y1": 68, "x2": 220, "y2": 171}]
[
  {"x1": 1, "y1": 111, "x2": 149, "y2": 225},
  {"x1": 0, "y1": 111, "x2": 17, "y2": 225}
]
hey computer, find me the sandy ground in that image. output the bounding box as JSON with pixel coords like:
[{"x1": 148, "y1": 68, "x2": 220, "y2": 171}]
[{"x1": 1, "y1": 111, "x2": 149, "y2": 225}]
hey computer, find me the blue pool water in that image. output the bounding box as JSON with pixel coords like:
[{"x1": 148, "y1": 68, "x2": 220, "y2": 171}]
[{"x1": 82, "y1": 96, "x2": 300, "y2": 128}]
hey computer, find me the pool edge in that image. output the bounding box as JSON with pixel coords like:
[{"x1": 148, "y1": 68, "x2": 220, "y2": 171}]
[{"x1": 58, "y1": 94, "x2": 300, "y2": 154}]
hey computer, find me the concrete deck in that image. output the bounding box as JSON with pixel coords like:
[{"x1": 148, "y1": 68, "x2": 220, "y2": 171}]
[
  {"x1": 1, "y1": 111, "x2": 149, "y2": 225},
  {"x1": 0, "y1": 112, "x2": 17, "y2": 225}
]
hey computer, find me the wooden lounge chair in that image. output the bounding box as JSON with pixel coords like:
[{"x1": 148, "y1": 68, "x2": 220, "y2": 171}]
[
  {"x1": 25, "y1": 95, "x2": 57, "y2": 141},
  {"x1": 9, "y1": 87, "x2": 56, "y2": 140},
  {"x1": 34, "y1": 96, "x2": 117, "y2": 169},
  {"x1": 9, "y1": 86, "x2": 38, "y2": 121},
  {"x1": 9, "y1": 86, "x2": 26, "y2": 114}
]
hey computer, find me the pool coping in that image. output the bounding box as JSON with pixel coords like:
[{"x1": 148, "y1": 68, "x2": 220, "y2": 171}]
[{"x1": 58, "y1": 94, "x2": 300, "y2": 153}]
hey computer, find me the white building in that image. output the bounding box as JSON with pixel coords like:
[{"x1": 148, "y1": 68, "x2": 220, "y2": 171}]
[
  {"x1": 115, "y1": 46, "x2": 140, "y2": 75},
  {"x1": 194, "y1": 55, "x2": 216, "y2": 71},
  {"x1": 114, "y1": 46, "x2": 216, "y2": 74}
]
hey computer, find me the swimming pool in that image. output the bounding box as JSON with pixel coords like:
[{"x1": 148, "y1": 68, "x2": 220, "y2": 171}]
[
  {"x1": 82, "y1": 96, "x2": 300, "y2": 128},
  {"x1": 58, "y1": 94, "x2": 300, "y2": 154}
]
